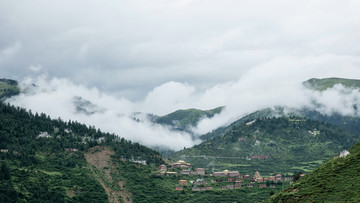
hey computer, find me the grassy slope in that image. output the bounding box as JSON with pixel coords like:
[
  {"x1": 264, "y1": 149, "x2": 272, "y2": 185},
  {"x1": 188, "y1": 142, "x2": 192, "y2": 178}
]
[
  {"x1": 155, "y1": 107, "x2": 223, "y2": 130},
  {"x1": 171, "y1": 117, "x2": 357, "y2": 176},
  {"x1": 267, "y1": 139, "x2": 360, "y2": 202},
  {"x1": 0, "y1": 79, "x2": 20, "y2": 99},
  {"x1": 303, "y1": 77, "x2": 360, "y2": 91}
]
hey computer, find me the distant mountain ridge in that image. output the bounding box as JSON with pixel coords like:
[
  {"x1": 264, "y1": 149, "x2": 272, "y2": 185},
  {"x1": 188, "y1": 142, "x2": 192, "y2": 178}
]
[
  {"x1": 0, "y1": 78, "x2": 19, "y2": 100},
  {"x1": 303, "y1": 77, "x2": 360, "y2": 91},
  {"x1": 150, "y1": 106, "x2": 224, "y2": 131}
]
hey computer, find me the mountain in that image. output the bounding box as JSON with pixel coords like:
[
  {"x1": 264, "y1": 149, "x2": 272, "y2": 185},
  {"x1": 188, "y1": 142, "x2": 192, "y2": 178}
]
[
  {"x1": 170, "y1": 116, "x2": 357, "y2": 176},
  {"x1": 0, "y1": 102, "x2": 164, "y2": 202},
  {"x1": 0, "y1": 79, "x2": 20, "y2": 100},
  {"x1": 0, "y1": 102, "x2": 294, "y2": 203},
  {"x1": 151, "y1": 106, "x2": 224, "y2": 131},
  {"x1": 303, "y1": 77, "x2": 360, "y2": 91},
  {"x1": 267, "y1": 139, "x2": 360, "y2": 202}
]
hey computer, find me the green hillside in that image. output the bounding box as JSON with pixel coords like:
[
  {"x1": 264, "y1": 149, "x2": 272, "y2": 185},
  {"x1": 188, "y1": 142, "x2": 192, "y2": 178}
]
[
  {"x1": 303, "y1": 77, "x2": 360, "y2": 91},
  {"x1": 0, "y1": 102, "x2": 163, "y2": 202},
  {"x1": 171, "y1": 117, "x2": 357, "y2": 176},
  {"x1": 0, "y1": 79, "x2": 20, "y2": 100},
  {"x1": 153, "y1": 106, "x2": 223, "y2": 130},
  {"x1": 267, "y1": 139, "x2": 360, "y2": 202},
  {"x1": 0, "y1": 102, "x2": 287, "y2": 202}
]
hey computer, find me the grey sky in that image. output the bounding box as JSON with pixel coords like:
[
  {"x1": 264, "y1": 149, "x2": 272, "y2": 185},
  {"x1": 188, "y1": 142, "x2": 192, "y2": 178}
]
[
  {"x1": 2, "y1": 0, "x2": 360, "y2": 100},
  {"x1": 3, "y1": 0, "x2": 360, "y2": 150}
]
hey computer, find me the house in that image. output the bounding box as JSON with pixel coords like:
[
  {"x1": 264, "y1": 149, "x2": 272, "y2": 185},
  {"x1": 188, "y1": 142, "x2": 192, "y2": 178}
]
[
  {"x1": 268, "y1": 176, "x2": 276, "y2": 181},
  {"x1": 246, "y1": 184, "x2": 254, "y2": 188},
  {"x1": 235, "y1": 180, "x2": 242, "y2": 188},
  {"x1": 159, "y1": 164, "x2": 167, "y2": 171},
  {"x1": 196, "y1": 168, "x2": 205, "y2": 175},
  {"x1": 270, "y1": 185, "x2": 276, "y2": 188},
  {"x1": 238, "y1": 137, "x2": 245, "y2": 142},
  {"x1": 283, "y1": 176, "x2": 293, "y2": 181},
  {"x1": 258, "y1": 184, "x2": 267, "y2": 188},
  {"x1": 228, "y1": 178, "x2": 235, "y2": 182},
  {"x1": 263, "y1": 177, "x2": 268, "y2": 182},
  {"x1": 180, "y1": 170, "x2": 191, "y2": 175},
  {"x1": 175, "y1": 186, "x2": 183, "y2": 191},
  {"x1": 339, "y1": 150, "x2": 350, "y2": 158},
  {"x1": 166, "y1": 172, "x2": 177, "y2": 176},
  {"x1": 250, "y1": 155, "x2": 269, "y2": 159},
  {"x1": 275, "y1": 174, "x2": 282, "y2": 182},
  {"x1": 205, "y1": 186, "x2": 213, "y2": 191},
  {"x1": 243, "y1": 175, "x2": 250, "y2": 179},
  {"x1": 194, "y1": 179, "x2": 207, "y2": 185},
  {"x1": 221, "y1": 185, "x2": 234, "y2": 189},
  {"x1": 172, "y1": 160, "x2": 191, "y2": 168},
  {"x1": 131, "y1": 159, "x2": 147, "y2": 165},
  {"x1": 257, "y1": 178, "x2": 264, "y2": 182},
  {"x1": 0, "y1": 149, "x2": 9, "y2": 153},
  {"x1": 192, "y1": 187, "x2": 201, "y2": 191},
  {"x1": 254, "y1": 171, "x2": 261, "y2": 179},
  {"x1": 228, "y1": 171, "x2": 240, "y2": 177},
  {"x1": 179, "y1": 180, "x2": 188, "y2": 185},
  {"x1": 213, "y1": 172, "x2": 226, "y2": 177},
  {"x1": 37, "y1": 132, "x2": 51, "y2": 138},
  {"x1": 65, "y1": 148, "x2": 78, "y2": 152}
]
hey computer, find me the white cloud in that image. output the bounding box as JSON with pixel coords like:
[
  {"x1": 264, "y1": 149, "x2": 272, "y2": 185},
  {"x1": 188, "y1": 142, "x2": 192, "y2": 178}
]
[
  {"x1": 0, "y1": 41, "x2": 22, "y2": 63},
  {"x1": 2, "y1": 0, "x2": 360, "y2": 150}
]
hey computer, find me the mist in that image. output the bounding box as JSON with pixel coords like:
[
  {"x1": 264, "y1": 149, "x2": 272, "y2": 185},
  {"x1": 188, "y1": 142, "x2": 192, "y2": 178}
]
[
  {"x1": 2, "y1": 0, "x2": 360, "y2": 150},
  {"x1": 7, "y1": 61, "x2": 360, "y2": 150}
]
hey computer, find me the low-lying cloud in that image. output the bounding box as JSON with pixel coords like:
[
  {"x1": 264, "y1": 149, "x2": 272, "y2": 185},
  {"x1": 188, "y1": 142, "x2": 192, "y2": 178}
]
[{"x1": 7, "y1": 58, "x2": 360, "y2": 150}]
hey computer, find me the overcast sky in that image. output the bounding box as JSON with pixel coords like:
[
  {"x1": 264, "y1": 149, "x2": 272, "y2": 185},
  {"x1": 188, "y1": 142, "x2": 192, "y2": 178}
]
[{"x1": 2, "y1": 0, "x2": 360, "y2": 150}]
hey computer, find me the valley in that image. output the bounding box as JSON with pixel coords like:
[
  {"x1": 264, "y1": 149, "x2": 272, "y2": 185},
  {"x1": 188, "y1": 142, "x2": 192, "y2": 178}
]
[{"x1": 2, "y1": 77, "x2": 360, "y2": 202}]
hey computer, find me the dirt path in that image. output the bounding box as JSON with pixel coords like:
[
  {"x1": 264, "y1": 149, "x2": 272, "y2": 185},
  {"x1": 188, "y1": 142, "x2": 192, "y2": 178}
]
[{"x1": 85, "y1": 146, "x2": 132, "y2": 203}]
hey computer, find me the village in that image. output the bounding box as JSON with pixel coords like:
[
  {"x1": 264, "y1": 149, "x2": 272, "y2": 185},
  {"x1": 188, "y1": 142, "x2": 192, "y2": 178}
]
[{"x1": 157, "y1": 160, "x2": 302, "y2": 192}]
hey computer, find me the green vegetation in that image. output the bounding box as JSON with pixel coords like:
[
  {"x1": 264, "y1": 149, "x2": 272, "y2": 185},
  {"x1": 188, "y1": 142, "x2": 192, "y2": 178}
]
[
  {"x1": 0, "y1": 102, "x2": 163, "y2": 202},
  {"x1": 153, "y1": 106, "x2": 223, "y2": 130},
  {"x1": 303, "y1": 77, "x2": 360, "y2": 91},
  {"x1": 0, "y1": 102, "x2": 308, "y2": 202},
  {"x1": 0, "y1": 79, "x2": 20, "y2": 100},
  {"x1": 171, "y1": 117, "x2": 357, "y2": 176},
  {"x1": 267, "y1": 139, "x2": 360, "y2": 202}
]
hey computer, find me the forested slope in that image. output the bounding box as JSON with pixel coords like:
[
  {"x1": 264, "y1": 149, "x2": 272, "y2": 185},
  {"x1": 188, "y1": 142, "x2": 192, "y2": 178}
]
[{"x1": 0, "y1": 102, "x2": 163, "y2": 202}]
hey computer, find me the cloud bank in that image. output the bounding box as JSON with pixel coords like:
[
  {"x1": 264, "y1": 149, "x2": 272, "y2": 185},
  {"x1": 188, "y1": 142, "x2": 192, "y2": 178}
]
[
  {"x1": 1, "y1": 0, "x2": 360, "y2": 100},
  {"x1": 2, "y1": 0, "x2": 360, "y2": 150},
  {"x1": 7, "y1": 59, "x2": 360, "y2": 150}
]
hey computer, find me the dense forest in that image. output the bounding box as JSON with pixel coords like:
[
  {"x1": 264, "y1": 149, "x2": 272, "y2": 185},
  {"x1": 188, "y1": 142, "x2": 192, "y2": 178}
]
[{"x1": 0, "y1": 102, "x2": 163, "y2": 202}]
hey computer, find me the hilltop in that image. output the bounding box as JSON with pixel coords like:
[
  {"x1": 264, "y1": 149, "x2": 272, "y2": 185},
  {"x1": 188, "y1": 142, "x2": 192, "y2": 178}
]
[
  {"x1": 150, "y1": 106, "x2": 223, "y2": 131},
  {"x1": 170, "y1": 117, "x2": 357, "y2": 176},
  {"x1": 303, "y1": 77, "x2": 360, "y2": 91},
  {"x1": 0, "y1": 79, "x2": 20, "y2": 100},
  {"x1": 267, "y1": 138, "x2": 360, "y2": 202}
]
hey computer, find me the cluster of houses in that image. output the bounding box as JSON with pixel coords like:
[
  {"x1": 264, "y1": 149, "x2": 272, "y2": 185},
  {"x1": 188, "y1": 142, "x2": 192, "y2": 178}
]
[
  {"x1": 158, "y1": 161, "x2": 205, "y2": 176},
  {"x1": 162, "y1": 161, "x2": 299, "y2": 191}
]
